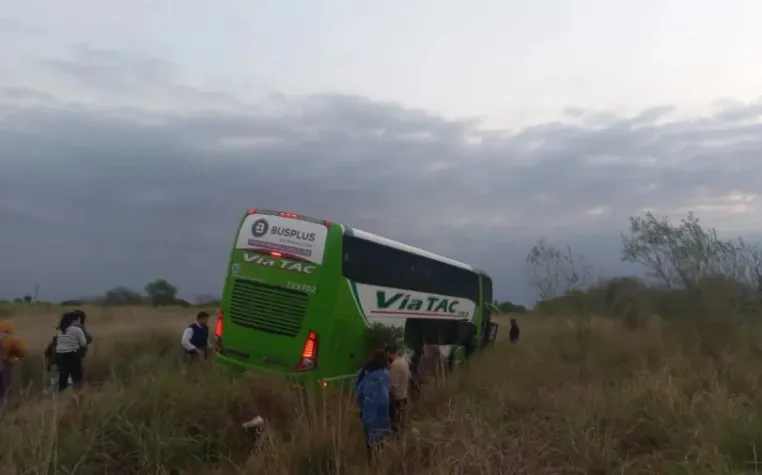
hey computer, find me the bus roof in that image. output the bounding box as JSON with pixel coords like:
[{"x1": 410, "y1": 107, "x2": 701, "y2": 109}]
[
  {"x1": 241, "y1": 208, "x2": 488, "y2": 276},
  {"x1": 346, "y1": 227, "x2": 476, "y2": 272}
]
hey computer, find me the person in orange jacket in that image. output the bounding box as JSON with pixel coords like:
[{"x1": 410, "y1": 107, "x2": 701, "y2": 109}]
[{"x1": 0, "y1": 320, "x2": 29, "y2": 410}]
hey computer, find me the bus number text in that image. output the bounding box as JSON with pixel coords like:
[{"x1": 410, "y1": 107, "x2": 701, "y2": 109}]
[{"x1": 287, "y1": 282, "x2": 316, "y2": 293}]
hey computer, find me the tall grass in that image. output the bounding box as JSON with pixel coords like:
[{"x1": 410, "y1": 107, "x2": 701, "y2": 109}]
[{"x1": 3, "y1": 313, "x2": 762, "y2": 474}]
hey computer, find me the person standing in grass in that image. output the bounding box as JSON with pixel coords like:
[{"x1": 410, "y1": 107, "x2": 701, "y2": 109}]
[
  {"x1": 417, "y1": 344, "x2": 444, "y2": 385},
  {"x1": 355, "y1": 348, "x2": 392, "y2": 460},
  {"x1": 55, "y1": 311, "x2": 88, "y2": 392},
  {"x1": 71, "y1": 309, "x2": 93, "y2": 357},
  {"x1": 0, "y1": 320, "x2": 29, "y2": 410},
  {"x1": 45, "y1": 310, "x2": 92, "y2": 392},
  {"x1": 181, "y1": 311, "x2": 210, "y2": 362},
  {"x1": 509, "y1": 318, "x2": 520, "y2": 343},
  {"x1": 386, "y1": 343, "x2": 410, "y2": 434}
]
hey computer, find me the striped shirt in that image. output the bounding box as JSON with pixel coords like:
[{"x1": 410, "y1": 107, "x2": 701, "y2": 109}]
[{"x1": 55, "y1": 326, "x2": 87, "y2": 353}]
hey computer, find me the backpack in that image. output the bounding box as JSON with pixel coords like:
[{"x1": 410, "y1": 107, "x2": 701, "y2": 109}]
[{"x1": 44, "y1": 336, "x2": 58, "y2": 366}]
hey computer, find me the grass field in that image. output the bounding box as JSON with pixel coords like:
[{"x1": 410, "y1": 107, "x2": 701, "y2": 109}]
[{"x1": 2, "y1": 305, "x2": 762, "y2": 474}]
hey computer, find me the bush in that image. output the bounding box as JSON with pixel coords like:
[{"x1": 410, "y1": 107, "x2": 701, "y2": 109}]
[{"x1": 364, "y1": 322, "x2": 405, "y2": 354}]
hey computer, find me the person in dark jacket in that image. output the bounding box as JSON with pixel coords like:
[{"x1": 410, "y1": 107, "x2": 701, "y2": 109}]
[
  {"x1": 509, "y1": 318, "x2": 520, "y2": 343},
  {"x1": 181, "y1": 311, "x2": 210, "y2": 361}
]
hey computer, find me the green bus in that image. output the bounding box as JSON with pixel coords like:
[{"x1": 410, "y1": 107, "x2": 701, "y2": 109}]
[{"x1": 213, "y1": 208, "x2": 499, "y2": 387}]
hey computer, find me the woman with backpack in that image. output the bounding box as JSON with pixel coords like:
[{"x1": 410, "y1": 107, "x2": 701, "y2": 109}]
[{"x1": 54, "y1": 311, "x2": 88, "y2": 392}]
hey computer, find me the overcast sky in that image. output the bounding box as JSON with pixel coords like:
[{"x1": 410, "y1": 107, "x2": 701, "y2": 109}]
[{"x1": 1, "y1": 1, "x2": 761, "y2": 305}]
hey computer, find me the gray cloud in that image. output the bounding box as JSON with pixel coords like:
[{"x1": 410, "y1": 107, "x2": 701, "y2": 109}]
[
  {"x1": 42, "y1": 44, "x2": 175, "y2": 93},
  {"x1": 1, "y1": 47, "x2": 761, "y2": 305},
  {"x1": 0, "y1": 17, "x2": 40, "y2": 36}
]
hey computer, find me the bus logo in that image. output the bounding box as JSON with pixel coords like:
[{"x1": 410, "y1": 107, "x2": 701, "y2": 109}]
[
  {"x1": 251, "y1": 219, "x2": 269, "y2": 237},
  {"x1": 353, "y1": 284, "x2": 477, "y2": 321},
  {"x1": 376, "y1": 290, "x2": 460, "y2": 315},
  {"x1": 243, "y1": 252, "x2": 315, "y2": 274}
]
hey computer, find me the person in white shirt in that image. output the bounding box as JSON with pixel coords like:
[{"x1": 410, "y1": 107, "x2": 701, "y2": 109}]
[
  {"x1": 54, "y1": 311, "x2": 88, "y2": 391},
  {"x1": 181, "y1": 312, "x2": 211, "y2": 362},
  {"x1": 387, "y1": 343, "x2": 411, "y2": 433}
]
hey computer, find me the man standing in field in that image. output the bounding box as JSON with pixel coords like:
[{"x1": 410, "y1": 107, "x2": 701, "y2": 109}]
[
  {"x1": 181, "y1": 311, "x2": 210, "y2": 362},
  {"x1": 387, "y1": 343, "x2": 410, "y2": 433},
  {"x1": 509, "y1": 318, "x2": 520, "y2": 343},
  {"x1": 0, "y1": 320, "x2": 29, "y2": 410}
]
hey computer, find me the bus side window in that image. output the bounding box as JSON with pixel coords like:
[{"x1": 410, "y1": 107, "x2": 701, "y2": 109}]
[{"x1": 341, "y1": 234, "x2": 480, "y2": 303}]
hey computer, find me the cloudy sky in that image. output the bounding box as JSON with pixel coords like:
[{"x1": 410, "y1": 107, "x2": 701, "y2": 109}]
[{"x1": 1, "y1": 0, "x2": 761, "y2": 305}]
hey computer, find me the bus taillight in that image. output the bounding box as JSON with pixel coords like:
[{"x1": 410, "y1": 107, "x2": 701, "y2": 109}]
[
  {"x1": 215, "y1": 309, "x2": 224, "y2": 351},
  {"x1": 247, "y1": 208, "x2": 258, "y2": 215},
  {"x1": 279, "y1": 212, "x2": 299, "y2": 219},
  {"x1": 295, "y1": 330, "x2": 318, "y2": 371},
  {"x1": 270, "y1": 251, "x2": 282, "y2": 257}
]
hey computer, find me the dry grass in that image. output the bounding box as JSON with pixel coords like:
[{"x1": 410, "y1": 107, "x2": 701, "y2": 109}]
[
  {"x1": 2, "y1": 306, "x2": 762, "y2": 474},
  {"x1": 2, "y1": 304, "x2": 201, "y2": 349}
]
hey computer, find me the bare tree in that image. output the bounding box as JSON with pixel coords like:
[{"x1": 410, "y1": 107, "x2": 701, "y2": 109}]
[
  {"x1": 737, "y1": 239, "x2": 762, "y2": 294},
  {"x1": 621, "y1": 212, "x2": 738, "y2": 290},
  {"x1": 526, "y1": 238, "x2": 593, "y2": 300}
]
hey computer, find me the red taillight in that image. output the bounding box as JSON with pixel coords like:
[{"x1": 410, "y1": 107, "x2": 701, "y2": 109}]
[
  {"x1": 279, "y1": 211, "x2": 299, "y2": 219},
  {"x1": 215, "y1": 309, "x2": 223, "y2": 338},
  {"x1": 247, "y1": 208, "x2": 258, "y2": 215},
  {"x1": 270, "y1": 251, "x2": 282, "y2": 257},
  {"x1": 295, "y1": 330, "x2": 318, "y2": 371},
  {"x1": 214, "y1": 309, "x2": 224, "y2": 351},
  {"x1": 302, "y1": 333, "x2": 316, "y2": 359},
  {"x1": 323, "y1": 220, "x2": 331, "y2": 228}
]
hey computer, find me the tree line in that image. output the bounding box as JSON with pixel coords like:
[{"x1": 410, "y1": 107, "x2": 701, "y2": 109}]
[
  {"x1": 8, "y1": 209, "x2": 753, "y2": 318},
  {"x1": 2, "y1": 280, "x2": 220, "y2": 308},
  {"x1": 525, "y1": 211, "x2": 762, "y2": 323}
]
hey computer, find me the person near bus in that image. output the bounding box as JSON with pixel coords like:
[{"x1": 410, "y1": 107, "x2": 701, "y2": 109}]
[
  {"x1": 55, "y1": 311, "x2": 88, "y2": 392},
  {"x1": 181, "y1": 311, "x2": 210, "y2": 362},
  {"x1": 355, "y1": 348, "x2": 392, "y2": 459},
  {"x1": 0, "y1": 320, "x2": 29, "y2": 410},
  {"x1": 408, "y1": 333, "x2": 425, "y2": 399},
  {"x1": 386, "y1": 343, "x2": 410, "y2": 433},
  {"x1": 71, "y1": 309, "x2": 93, "y2": 356},
  {"x1": 416, "y1": 344, "x2": 444, "y2": 385},
  {"x1": 509, "y1": 318, "x2": 520, "y2": 343},
  {"x1": 447, "y1": 321, "x2": 477, "y2": 372}
]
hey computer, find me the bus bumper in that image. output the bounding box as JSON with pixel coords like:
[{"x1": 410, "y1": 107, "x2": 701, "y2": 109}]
[{"x1": 212, "y1": 352, "x2": 354, "y2": 389}]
